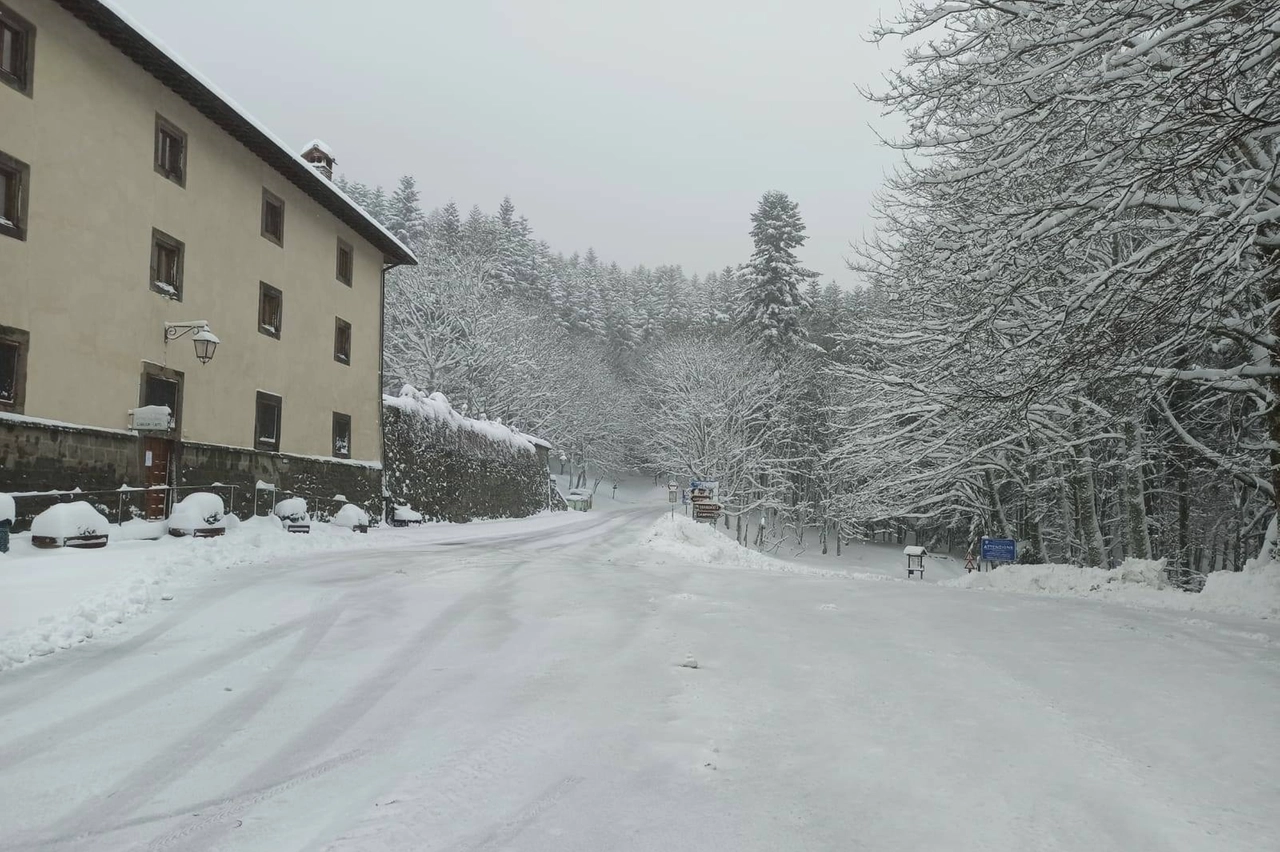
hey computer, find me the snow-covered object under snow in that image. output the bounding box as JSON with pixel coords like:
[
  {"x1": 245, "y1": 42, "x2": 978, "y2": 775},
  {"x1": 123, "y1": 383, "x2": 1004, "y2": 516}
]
[
  {"x1": 393, "y1": 505, "x2": 424, "y2": 523},
  {"x1": 272, "y1": 497, "x2": 308, "y2": 522},
  {"x1": 331, "y1": 504, "x2": 370, "y2": 528},
  {"x1": 384, "y1": 385, "x2": 545, "y2": 454},
  {"x1": 30, "y1": 503, "x2": 111, "y2": 540},
  {"x1": 0, "y1": 493, "x2": 14, "y2": 525},
  {"x1": 167, "y1": 492, "x2": 227, "y2": 534}
]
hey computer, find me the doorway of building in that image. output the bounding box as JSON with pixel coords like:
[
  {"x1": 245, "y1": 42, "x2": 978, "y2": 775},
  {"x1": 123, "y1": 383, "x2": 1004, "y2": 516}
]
[
  {"x1": 142, "y1": 436, "x2": 174, "y2": 520},
  {"x1": 139, "y1": 366, "x2": 183, "y2": 521}
]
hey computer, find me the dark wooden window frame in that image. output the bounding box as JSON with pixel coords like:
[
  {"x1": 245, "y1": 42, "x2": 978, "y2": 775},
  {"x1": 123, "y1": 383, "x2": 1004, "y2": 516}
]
[
  {"x1": 0, "y1": 1, "x2": 35, "y2": 98},
  {"x1": 258, "y1": 281, "x2": 282, "y2": 339},
  {"x1": 0, "y1": 148, "x2": 29, "y2": 241},
  {"x1": 336, "y1": 238, "x2": 353, "y2": 286},
  {"x1": 0, "y1": 323, "x2": 29, "y2": 414},
  {"x1": 138, "y1": 361, "x2": 184, "y2": 438},
  {"x1": 261, "y1": 188, "x2": 284, "y2": 247},
  {"x1": 150, "y1": 228, "x2": 184, "y2": 300},
  {"x1": 334, "y1": 316, "x2": 351, "y2": 365},
  {"x1": 154, "y1": 113, "x2": 187, "y2": 187},
  {"x1": 332, "y1": 412, "x2": 352, "y2": 459},
  {"x1": 254, "y1": 391, "x2": 283, "y2": 452}
]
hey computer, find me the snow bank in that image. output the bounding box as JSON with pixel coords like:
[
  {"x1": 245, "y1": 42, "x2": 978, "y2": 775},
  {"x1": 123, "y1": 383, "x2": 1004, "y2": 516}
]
[
  {"x1": 942, "y1": 557, "x2": 1279, "y2": 619},
  {"x1": 30, "y1": 502, "x2": 110, "y2": 540},
  {"x1": 384, "y1": 385, "x2": 543, "y2": 454},
  {"x1": 1199, "y1": 559, "x2": 1280, "y2": 619},
  {"x1": 0, "y1": 520, "x2": 373, "y2": 672},
  {"x1": 643, "y1": 515, "x2": 906, "y2": 583}
]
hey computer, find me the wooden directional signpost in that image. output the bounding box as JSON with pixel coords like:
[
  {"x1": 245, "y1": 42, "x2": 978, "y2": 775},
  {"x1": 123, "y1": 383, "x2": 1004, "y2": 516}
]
[{"x1": 689, "y1": 479, "x2": 722, "y2": 523}]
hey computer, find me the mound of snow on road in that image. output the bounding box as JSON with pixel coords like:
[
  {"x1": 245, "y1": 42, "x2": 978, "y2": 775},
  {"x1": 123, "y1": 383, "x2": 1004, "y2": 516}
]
[
  {"x1": 643, "y1": 516, "x2": 906, "y2": 582},
  {"x1": 0, "y1": 521, "x2": 373, "y2": 672},
  {"x1": 943, "y1": 557, "x2": 1279, "y2": 619}
]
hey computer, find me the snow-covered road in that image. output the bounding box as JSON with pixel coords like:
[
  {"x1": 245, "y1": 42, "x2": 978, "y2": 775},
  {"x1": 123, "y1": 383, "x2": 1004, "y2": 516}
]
[{"x1": 0, "y1": 509, "x2": 1276, "y2": 851}]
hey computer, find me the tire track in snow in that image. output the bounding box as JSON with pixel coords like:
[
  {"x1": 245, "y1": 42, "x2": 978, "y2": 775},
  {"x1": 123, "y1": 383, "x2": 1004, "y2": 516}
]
[
  {"x1": 40, "y1": 599, "x2": 349, "y2": 843},
  {"x1": 145, "y1": 557, "x2": 536, "y2": 851},
  {"x1": 0, "y1": 609, "x2": 325, "y2": 770}
]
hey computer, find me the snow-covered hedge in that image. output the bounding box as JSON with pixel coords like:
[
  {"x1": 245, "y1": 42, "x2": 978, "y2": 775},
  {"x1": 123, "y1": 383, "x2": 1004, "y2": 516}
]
[{"x1": 382, "y1": 386, "x2": 550, "y2": 522}]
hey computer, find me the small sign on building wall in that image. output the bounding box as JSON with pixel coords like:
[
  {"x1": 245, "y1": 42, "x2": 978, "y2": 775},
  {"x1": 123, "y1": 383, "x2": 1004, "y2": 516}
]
[{"x1": 130, "y1": 405, "x2": 173, "y2": 432}]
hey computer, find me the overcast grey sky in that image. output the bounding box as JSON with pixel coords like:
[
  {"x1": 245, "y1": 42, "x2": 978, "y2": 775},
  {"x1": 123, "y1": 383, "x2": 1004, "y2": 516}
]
[{"x1": 115, "y1": 0, "x2": 906, "y2": 285}]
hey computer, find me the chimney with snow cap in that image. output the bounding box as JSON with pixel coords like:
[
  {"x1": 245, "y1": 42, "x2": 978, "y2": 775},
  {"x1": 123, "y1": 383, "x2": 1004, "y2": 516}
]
[{"x1": 301, "y1": 139, "x2": 335, "y2": 180}]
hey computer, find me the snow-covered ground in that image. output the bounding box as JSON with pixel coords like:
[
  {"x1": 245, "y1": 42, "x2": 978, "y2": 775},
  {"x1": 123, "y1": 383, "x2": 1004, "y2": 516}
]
[
  {"x1": 0, "y1": 508, "x2": 1276, "y2": 851},
  {"x1": 0, "y1": 512, "x2": 607, "y2": 672}
]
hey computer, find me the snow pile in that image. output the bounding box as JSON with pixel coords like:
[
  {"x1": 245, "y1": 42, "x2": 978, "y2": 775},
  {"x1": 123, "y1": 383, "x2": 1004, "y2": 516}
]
[
  {"x1": 167, "y1": 492, "x2": 227, "y2": 535},
  {"x1": 942, "y1": 559, "x2": 1171, "y2": 598},
  {"x1": 331, "y1": 503, "x2": 370, "y2": 528},
  {"x1": 644, "y1": 515, "x2": 915, "y2": 583},
  {"x1": 0, "y1": 493, "x2": 15, "y2": 525},
  {"x1": 1199, "y1": 558, "x2": 1280, "y2": 619},
  {"x1": 643, "y1": 515, "x2": 782, "y2": 571},
  {"x1": 30, "y1": 502, "x2": 111, "y2": 540},
  {"x1": 393, "y1": 505, "x2": 424, "y2": 523},
  {"x1": 0, "y1": 520, "x2": 375, "y2": 671},
  {"x1": 941, "y1": 557, "x2": 1278, "y2": 619},
  {"x1": 384, "y1": 385, "x2": 542, "y2": 454},
  {"x1": 273, "y1": 497, "x2": 308, "y2": 522}
]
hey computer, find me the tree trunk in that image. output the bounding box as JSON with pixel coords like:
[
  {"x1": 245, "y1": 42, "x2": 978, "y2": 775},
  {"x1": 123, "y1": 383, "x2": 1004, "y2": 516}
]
[
  {"x1": 985, "y1": 469, "x2": 1013, "y2": 540},
  {"x1": 1071, "y1": 445, "x2": 1107, "y2": 568},
  {"x1": 1123, "y1": 418, "x2": 1152, "y2": 560}
]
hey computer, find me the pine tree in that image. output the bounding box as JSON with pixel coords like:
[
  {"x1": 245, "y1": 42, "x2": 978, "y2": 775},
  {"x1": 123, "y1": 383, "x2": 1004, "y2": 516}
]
[
  {"x1": 437, "y1": 201, "x2": 461, "y2": 252},
  {"x1": 388, "y1": 175, "x2": 427, "y2": 247},
  {"x1": 741, "y1": 191, "x2": 814, "y2": 356}
]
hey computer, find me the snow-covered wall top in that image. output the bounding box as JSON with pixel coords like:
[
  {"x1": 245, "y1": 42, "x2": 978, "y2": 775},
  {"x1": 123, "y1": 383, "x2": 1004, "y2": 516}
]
[{"x1": 383, "y1": 386, "x2": 547, "y2": 455}]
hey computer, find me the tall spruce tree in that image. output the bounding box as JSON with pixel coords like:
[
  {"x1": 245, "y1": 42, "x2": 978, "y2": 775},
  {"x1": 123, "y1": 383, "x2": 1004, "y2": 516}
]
[
  {"x1": 388, "y1": 176, "x2": 427, "y2": 247},
  {"x1": 742, "y1": 191, "x2": 813, "y2": 355}
]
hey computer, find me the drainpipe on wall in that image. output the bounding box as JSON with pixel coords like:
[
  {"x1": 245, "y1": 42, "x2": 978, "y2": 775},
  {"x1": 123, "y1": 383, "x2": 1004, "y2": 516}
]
[{"x1": 379, "y1": 261, "x2": 394, "y2": 524}]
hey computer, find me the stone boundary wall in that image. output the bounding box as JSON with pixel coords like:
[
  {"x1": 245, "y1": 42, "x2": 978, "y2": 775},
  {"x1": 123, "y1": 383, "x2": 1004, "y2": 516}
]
[{"x1": 0, "y1": 415, "x2": 381, "y2": 529}]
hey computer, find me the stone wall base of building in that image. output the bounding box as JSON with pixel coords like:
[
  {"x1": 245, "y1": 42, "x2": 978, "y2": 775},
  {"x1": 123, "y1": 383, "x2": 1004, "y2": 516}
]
[
  {"x1": 178, "y1": 443, "x2": 382, "y2": 521},
  {"x1": 0, "y1": 417, "x2": 381, "y2": 530}
]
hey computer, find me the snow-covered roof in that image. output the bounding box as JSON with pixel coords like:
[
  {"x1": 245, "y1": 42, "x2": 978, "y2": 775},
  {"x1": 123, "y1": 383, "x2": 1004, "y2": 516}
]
[
  {"x1": 66, "y1": 1, "x2": 416, "y2": 267},
  {"x1": 903, "y1": 546, "x2": 927, "y2": 557},
  {"x1": 303, "y1": 139, "x2": 335, "y2": 159}
]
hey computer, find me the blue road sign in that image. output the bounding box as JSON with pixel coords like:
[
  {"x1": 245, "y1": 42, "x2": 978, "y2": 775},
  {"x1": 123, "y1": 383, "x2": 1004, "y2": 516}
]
[{"x1": 981, "y1": 537, "x2": 1017, "y2": 562}]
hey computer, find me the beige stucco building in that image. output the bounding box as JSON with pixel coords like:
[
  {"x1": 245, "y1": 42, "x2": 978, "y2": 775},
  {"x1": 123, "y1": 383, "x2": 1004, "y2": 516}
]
[{"x1": 0, "y1": 0, "x2": 416, "y2": 518}]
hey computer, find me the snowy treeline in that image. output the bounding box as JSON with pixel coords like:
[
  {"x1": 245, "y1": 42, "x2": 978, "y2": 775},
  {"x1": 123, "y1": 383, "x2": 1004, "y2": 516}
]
[
  {"x1": 338, "y1": 177, "x2": 862, "y2": 532},
  {"x1": 830, "y1": 0, "x2": 1279, "y2": 575}
]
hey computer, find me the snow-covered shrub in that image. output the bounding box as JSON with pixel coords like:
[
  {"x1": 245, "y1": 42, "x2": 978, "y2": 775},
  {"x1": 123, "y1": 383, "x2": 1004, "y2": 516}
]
[
  {"x1": 331, "y1": 503, "x2": 370, "y2": 529},
  {"x1": 272, "y1": 497, "x2": 308, "y2": 523},
  {"x1": 30, "y1": 503, "x2": 111, "y2": 543},
  {"x1": 168, "y1": 492, "x2": 227, "y2": 536}
]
